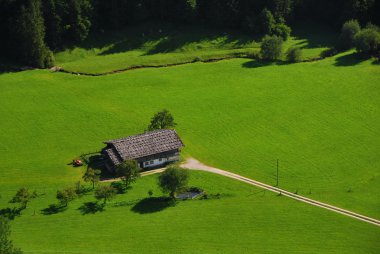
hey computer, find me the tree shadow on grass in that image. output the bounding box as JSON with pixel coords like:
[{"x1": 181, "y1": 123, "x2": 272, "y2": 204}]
[
  {"x1": 78, "y1": 202, "x2": 105, "y2": 215},
  {"x1": 0, "y1": 207, "x2": 22, "y2": 220},
  {"x1": 131, "y1": 197, "x2": 175, "y2": 214},
  {"x1": 334, "y1": 52, "x2": 368, "y2": 67},
  {"x1": 41, "y1": 204, "x2": 67, "y2": 215},
  {"x1": 373, "y1": 59, "x2": 380, "y2": 65},
  {"x1": 242, "y1": 60, "x2": 275, "y2": 69}
]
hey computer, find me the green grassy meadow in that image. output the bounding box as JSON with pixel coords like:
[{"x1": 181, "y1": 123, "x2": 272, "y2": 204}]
[
  {"x1": 9, "y1": 172, "x2": 380, "y2": 254},
  {"x1": 54, "y1": 22, "x2": 337, "y2": 74},
  {"x1": 0, "y1": 48, "x2": 379, "y2": 253}
]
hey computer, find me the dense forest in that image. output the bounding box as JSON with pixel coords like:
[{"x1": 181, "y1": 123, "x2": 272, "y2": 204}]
[{"x1": 0, "y1": 0, "x2": 379, "y2": 68}]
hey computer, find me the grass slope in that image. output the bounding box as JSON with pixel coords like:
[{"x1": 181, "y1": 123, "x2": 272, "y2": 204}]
[
  {"x1": 9, "y1": 172, "x2": 380, "y2": 254},
  {"x1": 55, "y1": 22, "x2": 337, "y2": 74},
  {"x1": 0, "y1": 51, "x2": 379, "y2": 253}
]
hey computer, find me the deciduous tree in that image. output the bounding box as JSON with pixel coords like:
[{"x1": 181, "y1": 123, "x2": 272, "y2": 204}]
[
  {"x1": 82, "y1": 167, "x2": 101, "y2": 189},
  {"x1": 147, "y1": 109, "x2": 177, "y2": 131},
  {"x1": 95, "y1": 185, "x2": 117, "y2": 204},
  {"x1": 116, "y1": 160, "x2": 140, "y2": 188},
  {"x1": 354, "y1": 27, "x2": 380, "y2": 55},
  {"x1": 56, "y1": 187, "x2": 77, "y2": 207},
  {"x1": 9, "y1": 188, "x2": 37, "y2": 210},
  {"x1": 158, "y1": 166, "x2": 189, "y2": 199}
]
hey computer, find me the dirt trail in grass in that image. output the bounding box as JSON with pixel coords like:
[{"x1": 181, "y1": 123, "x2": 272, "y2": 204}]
[{"x1": 181, "y1": 158, "x2": 380, "y2": 227}]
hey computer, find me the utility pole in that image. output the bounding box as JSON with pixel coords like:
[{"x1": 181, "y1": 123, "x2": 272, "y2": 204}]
[{"x1": 276, "y1": 159, "x2": 279, "y2": 186}]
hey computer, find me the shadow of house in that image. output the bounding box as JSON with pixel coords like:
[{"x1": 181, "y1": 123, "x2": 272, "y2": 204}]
[
  {"x1": 78, "y1": 202, "x2": 105, "y2": 215},
  {"x1": 131, "y1": 197, "x2": 175, "y2": 214},
  {"x1": 334, "y1": 53, "x2": 368, "y2": 67}
]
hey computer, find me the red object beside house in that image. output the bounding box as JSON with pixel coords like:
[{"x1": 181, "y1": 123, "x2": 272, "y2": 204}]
[{"x1": 74, "y1": 160, "x2": 83, "y2": 166}]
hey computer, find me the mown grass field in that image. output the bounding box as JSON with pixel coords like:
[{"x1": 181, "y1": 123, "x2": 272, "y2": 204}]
[
  {"x1": 0, "y1": 49, "x2": 379, "y2": 253},
  {"x1": 55, "y1": 22, "x2": 337, "y2": 74},
  {"x1": 9, "y1": 172, "x2": 380, "y2": 254}
]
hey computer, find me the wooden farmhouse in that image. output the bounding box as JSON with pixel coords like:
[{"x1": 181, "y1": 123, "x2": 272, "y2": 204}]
[{"x1": 102, "y1": 129, "x2": 184, "y2": 171}]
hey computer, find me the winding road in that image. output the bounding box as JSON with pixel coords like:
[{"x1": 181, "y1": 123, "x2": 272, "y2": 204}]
[{"x1": 105, "y1": 158, "x2": 380, "y2": 227}]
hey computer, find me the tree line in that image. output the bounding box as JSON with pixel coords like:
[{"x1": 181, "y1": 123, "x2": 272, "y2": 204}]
[{"x1": 1, "y1": 0, "x2": 379, "y2": 67}]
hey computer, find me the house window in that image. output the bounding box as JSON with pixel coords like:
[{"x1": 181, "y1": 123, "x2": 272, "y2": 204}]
[
  {"x1": 145, "y1": 161, "x2": 150, "y2": 166},
  {"x1": 150, "y1": 160, "x2": 154, "y2": 164},
  {"x1": 159, "y1": 158, "x2": 162, "y2": 162}
]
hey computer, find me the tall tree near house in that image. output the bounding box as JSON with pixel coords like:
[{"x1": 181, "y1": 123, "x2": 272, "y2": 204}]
[
  {"x1": 56, "y1": 187, "x2": 77, "y2": 207},
  {"x1": 0, "y1": 216, "x2": 23, "y2": 254},
  {"x1": 82, "y1": 167, "x2": 101, "y2": 189},
  {"x1": 147, "y1": 109, "x2": 177, "y2": 131},
  {"x1": 95, "y1": 185, "x2": 117, "y2": 204},
  {"x1": 116, "y1": 160, "x2": 140, "y2": 188},
  {"x1": 158, "y1": 166, "x2": 189, "y2": 199}
]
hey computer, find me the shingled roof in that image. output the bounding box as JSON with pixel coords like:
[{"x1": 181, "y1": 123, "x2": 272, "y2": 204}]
[{"x1": 104, "y1": 129, "x2": 184, "y2": 166}]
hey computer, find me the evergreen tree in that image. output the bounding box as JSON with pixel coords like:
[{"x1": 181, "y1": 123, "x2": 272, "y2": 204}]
[
  {"x1": 12, "y1": 0, "x2": 53, "y2": 68},
  {"x1": 64, "y1": 0, "x2": 92, "y2": 43},
  {"x1": 42, "y1": 0, "x2": 63, "y2": 49},
  {"x1": 257, "y1": 8, "x2": 276, "y2": 34}
]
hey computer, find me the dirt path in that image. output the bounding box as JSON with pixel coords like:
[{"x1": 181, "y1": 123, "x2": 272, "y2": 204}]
[
  {"x1": 101, "y1": 158, "x2": 380, "y2": 227},
  {"x1": 181, "y1": 158, "x2": 380, "y2": 227}
]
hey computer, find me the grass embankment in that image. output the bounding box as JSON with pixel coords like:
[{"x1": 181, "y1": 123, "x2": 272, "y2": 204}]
[
  {"x1": 0, "y1": 52, "x2": 379, "y2": 253},
  {"x1": 55, "y1": 22, "x2": 337, "y2": 74}
]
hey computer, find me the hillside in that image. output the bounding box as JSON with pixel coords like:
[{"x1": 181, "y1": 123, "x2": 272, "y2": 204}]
[{"x1": 0, "y1": 50, "x2": 379, "y2": 253}]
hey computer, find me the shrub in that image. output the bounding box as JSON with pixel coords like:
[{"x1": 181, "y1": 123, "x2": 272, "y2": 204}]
[
  {"x1": 43, "y1": 48, "x2": 55, "y2": 68},
  {"x1": 339, "y1": 20, "x2": 361, "y2": 50},
  {"x1": 320, "y1": 48, "x2": 338, "y2": 58},
  {"x1": 272, "y1": 23, "x2": 291, "y2": 41},
  {"x1": 110, "y1": 181, "x2": 126, "y2": 194},
  {"x1": 286, "y1": 47, "x2": 302, "y2": 62},
  {"x1": 260, "y1": 35, "x2": 283, "y2": 61},
  {"x1": 354, "y1": 28, "x2": 380, "y2": 55}
]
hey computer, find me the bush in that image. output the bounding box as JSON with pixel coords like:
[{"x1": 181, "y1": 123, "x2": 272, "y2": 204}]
[
  {"x1": 110, "y1": 181, "x2": 126, "y2": 194},
  {"x1": 272, "y1": 23, "x2": 291, "y2": 41},
  {"x1": 260, "y1": 35, "x2": 283, "y2": 61},
  {"x1": 320, "y1": 48, "x2": 338, "y2": 58},
  {"x1": 286, "y1": 47, "x2": 302, "y2": 62},
  {"x1": 354, "y1": 28, "x2": 380, "y2": 55},
  {"x1": 43, "y1": 48, "x2": 55, "y2": 68},
  {"x1": 339, "y1": 20, "x2": 361, "y2": 50}
]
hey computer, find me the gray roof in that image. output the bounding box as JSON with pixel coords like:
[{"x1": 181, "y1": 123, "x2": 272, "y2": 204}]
[{"x1": 104, "y1": 129, "x2": 184, "y2": 166}]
